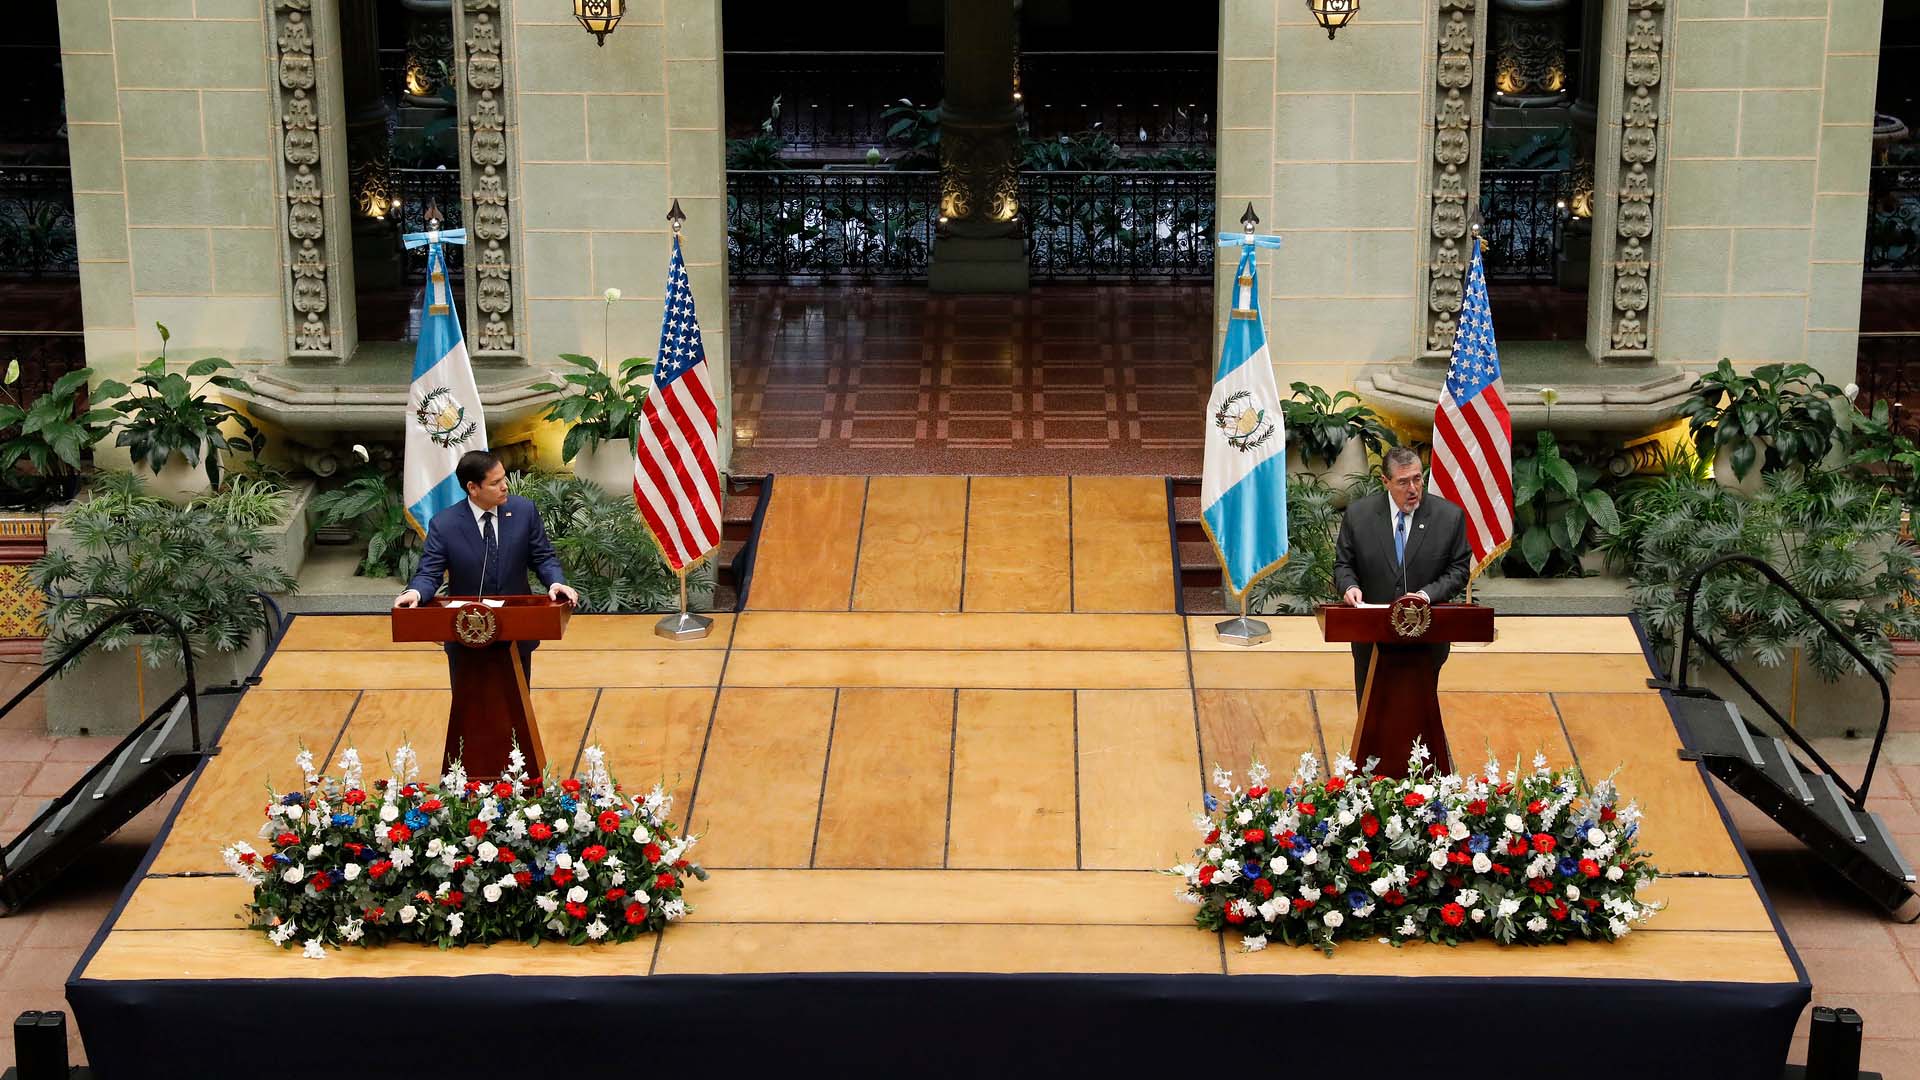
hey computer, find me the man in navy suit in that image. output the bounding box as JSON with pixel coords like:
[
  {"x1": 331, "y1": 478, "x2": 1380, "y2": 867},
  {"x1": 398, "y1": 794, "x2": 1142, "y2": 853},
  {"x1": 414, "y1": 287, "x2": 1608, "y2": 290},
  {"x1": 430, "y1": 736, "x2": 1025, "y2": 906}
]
[{"x1": 394, "y1": 450, "x2": 578, "y2": 681}]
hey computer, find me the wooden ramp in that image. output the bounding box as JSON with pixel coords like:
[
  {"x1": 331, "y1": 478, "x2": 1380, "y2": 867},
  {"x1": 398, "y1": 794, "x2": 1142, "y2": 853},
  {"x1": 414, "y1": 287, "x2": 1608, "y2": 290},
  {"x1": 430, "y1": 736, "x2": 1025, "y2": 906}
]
[{"x1": 84, "y1": 604, "x2": 1794, "y2": 986}]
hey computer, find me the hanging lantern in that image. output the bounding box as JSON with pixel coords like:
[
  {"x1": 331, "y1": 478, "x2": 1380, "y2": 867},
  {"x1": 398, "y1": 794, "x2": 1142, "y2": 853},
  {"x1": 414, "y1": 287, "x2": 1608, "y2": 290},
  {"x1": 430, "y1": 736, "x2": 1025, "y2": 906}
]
[
  {"x1": 1305, "y1": 0, "x2": 1359, "y2": 39},
  {"x1": 574, "y1": 0, "x2": 624, "y2": 46}
]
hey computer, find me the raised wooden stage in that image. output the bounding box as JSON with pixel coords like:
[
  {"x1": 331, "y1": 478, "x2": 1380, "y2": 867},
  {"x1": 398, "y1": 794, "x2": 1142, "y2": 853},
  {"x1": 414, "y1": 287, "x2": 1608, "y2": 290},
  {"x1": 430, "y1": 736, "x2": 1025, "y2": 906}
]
[{"x1": 68, "y1": 477, "x2": 1808, "y2": 1076}]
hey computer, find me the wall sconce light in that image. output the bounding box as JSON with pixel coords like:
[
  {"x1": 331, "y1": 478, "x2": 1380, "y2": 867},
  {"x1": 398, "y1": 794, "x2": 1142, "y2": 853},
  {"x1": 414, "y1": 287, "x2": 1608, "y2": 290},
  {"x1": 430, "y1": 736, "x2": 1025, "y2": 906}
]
[
  {"x1": 573, "y1": 0, "x2": 624, "y2": 46},
  {"x1": 1305, "y1": 0, "x2": 1359, "y2": 40}
]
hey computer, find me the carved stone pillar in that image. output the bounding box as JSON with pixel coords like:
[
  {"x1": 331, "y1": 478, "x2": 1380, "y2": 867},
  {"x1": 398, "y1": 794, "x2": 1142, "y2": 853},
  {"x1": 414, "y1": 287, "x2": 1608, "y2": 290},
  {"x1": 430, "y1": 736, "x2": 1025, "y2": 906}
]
[
  {"x1": 452, "y1": 0, "x2": 521, "y2": 354},
  {"x1": 1420, "y1": 0, "x2": 1488, "y2": 359},
  {"x1": 1490, "y1": 0, "x2": 1572, "y2": 106},
  {"x1": 928, "y1": 0, "x2": 1028, "y2": 292},
  {"x1": 1589, "y1": 0, "x2": 1671, "y2": 359},
  {"x1": 270, "y1": 0, "x2": 343, "y2": 357}
]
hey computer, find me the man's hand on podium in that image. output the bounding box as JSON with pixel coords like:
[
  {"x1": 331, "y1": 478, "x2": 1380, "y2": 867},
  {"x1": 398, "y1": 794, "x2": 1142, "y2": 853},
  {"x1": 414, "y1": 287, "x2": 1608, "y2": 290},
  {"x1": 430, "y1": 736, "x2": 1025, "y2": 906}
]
[
  {"x1": 394, "y1": 588, "x2": 421, "y2": 609},
  {"x1": 548, "y1": 582, "x2": 579, "y2": 606},
  {"x1": 1343, "y1": 586, "x2": 1364, "y2": 606}
]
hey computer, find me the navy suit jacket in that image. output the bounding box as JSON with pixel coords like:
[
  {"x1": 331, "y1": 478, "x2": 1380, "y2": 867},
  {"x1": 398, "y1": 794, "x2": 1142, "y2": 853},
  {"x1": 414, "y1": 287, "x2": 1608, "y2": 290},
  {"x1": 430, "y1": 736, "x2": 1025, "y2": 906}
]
[{"x1": 407, "y1": 494, "x2": 566, "y2": 602}]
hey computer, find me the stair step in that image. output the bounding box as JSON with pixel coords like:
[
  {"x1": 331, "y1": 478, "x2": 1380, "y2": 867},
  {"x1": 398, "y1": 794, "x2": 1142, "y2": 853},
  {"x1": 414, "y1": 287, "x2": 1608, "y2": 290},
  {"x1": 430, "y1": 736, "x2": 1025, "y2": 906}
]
[
  {"x1": 1172, "y1": 495, "x2": 1201, "y2": 524},
  {"x1": 1818, "y1": 772, "x2": 1869, "y2": 844},
  {"x1": 1177, "y1": 540, "x2": 1217, "y2": 570},
  {"x1": 1768, "y1": 738, "x2": 1817, "y2": 805},
  {"x1": 1866, "y1": 812, "x2": 1918, "y2": 884}
]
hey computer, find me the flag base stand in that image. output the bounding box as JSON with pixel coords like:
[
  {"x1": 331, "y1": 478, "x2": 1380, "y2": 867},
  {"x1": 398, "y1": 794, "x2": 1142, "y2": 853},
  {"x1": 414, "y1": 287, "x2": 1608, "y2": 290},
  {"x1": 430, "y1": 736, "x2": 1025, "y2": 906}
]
[
  {"x1": 654, "y1": 611, "x2": 712, "y2": 641},
  {"x1": 1214, "y1": 616, "x2": 1271, "y2": 647}
]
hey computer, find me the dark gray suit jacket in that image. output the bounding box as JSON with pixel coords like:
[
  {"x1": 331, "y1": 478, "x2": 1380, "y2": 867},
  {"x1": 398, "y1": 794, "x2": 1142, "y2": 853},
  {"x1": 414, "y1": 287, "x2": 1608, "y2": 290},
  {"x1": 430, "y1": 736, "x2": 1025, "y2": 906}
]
[{"x1": 1331, "y1": 490, "x2": 1472, "y2": 604}]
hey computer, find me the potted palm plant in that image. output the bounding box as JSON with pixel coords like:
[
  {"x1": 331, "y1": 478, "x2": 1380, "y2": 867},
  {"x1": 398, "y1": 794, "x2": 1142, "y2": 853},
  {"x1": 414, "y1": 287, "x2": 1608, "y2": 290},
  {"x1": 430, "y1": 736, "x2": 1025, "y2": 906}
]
[
  {"x1": 95, "y1": 323, "x2": 265, "y2": 503},
  {"x1": 1280, "y1": 382, "x2": 1398, "y2": 501},
  {"x1": 1677, "y1": 359, "x2": 1842, "y2": 494}
]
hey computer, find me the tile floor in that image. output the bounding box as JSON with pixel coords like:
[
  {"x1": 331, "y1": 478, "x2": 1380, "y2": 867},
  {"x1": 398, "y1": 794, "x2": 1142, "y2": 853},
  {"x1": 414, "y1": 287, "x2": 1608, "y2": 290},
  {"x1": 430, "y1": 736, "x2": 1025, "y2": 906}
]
[{"x1": 2, "y1": 651, "x2": 1919, "y2": 1075}]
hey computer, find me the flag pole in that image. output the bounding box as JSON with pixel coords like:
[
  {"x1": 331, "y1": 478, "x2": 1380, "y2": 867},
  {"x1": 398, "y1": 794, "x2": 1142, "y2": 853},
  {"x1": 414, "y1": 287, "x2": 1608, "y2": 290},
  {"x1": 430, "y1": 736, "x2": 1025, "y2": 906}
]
[
  {"x1": 1215, "y1": 581, "x2": 1272, "y2": 647},
  {"x1": 652, "y1": 197, "x2": 715, "y2": 643}
]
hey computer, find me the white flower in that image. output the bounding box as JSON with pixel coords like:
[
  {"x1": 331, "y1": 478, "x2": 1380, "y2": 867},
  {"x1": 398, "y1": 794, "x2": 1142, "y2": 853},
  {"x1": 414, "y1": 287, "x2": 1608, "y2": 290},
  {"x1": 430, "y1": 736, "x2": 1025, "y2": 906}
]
[
  {"x1": 1212, "y1": 766, "x2": 1235, "y2": 792},
  {"x1": 1207, "y1": 847, "x2": 1223, "y2": 862},
  {"x1": 1606, "y1": 865, "x2": 1624, "y2": 882},
  {"x1": 1428, "y1": 850, "x2": 1448, "y2": 870},
  {"x1": 1177, "y1": 890, "x2": 1201, "y2": 906},
  {"x1": 339, "y1": 917, "x2": 364, "y2": 943},
  {"x1": 1609, "y1": 917, "x2": 1631, "y2": 936},
  {"x1": 587, "y1": 917, "x2": 609, "y2": 940},
  {"x1": 306, "y1": 844, "x2": 323, "y2": 859},
  {"x1": 268, "y1": 919, "x2": 297, "y2": 945},
  {"x1": 1300, "y1": 850, "x2": 1319, "y2": 866},
  {"x1": 1235, "y1": 808, "x2": 1254, "y2": 826},
  {"x1": 604, "y1": 287, "x2": 622, "y2": 302},
  {"x1": 302, "y1": 938, "x2": 326, "y2": 959},
  {"x1": 524, "y1": 804, "x2": 544, "y2": 821},
  {"x1": 1587, "y1": 827, "x2": 1606, "y2": 845},
  {"x1": 1505, "y1": 814, "x2": 1525, "y2": 832},
  {"x1": 448, "y1": 913, "x2": 464, "y2": 936},
  {"x1": 283, "y1": 864, "x2": 305, "y2": 884},
  {"x1": 1231, "y1": 899, "x2": 1259, "y2": 917},
  {"x1": 1471, "y1": 852, "x2": 1492, "y2": 874},
  {"x1": 1269, "y1": 856, "x2": 1288, "y2": 875},
  {"x1": 1538, "y1": 386, "x2": 1560, "y2": 408},
  {"x1": 1471, "y1": 908, "x2": 1485, "y2": 922},
  {"x1": 435, "y1": 881, "x2": 450, "y2": 898},
  {"x1": 478, "y1": 841, "x2": 499, "y2": 863},
  {"x1": 567, "y1": 885, "x2": 589, "y2": 904},
  {"x1": 1448, "y1": 820, "x2": 1469, "y2": 841},
  {"x1": 1242, "y1": 934, "x2": 1268, "y2": 952},
  {"x1": 1844, "y1": 382, "x2": 1860, "y2": 401},
  {"x1": 1526, "y1": 916, "x2": 1548, "y2": 933},
  {"x1": 1353, "y1": 902, "x2": 1374, "y2": 918},
  {"x1": 552, "y1": 818, "x2": 570, "y2": 833},
  {"x1": 426, "y1": 838, "x2": 444, "y2": 858},
  {"x1": 1497, "y1": 898, "x2": 1521, "y2": 918},
  {"x1": 390, "y1": 845, "x2": 415, "y2": 870},
  {"x1": 400, "y1": 905, "x2": 418, "y2": 924},
  {"x1": 1248, "y1": 761, "x2": 1271, "y2": 786},
  {"x1": 661, "y1": 898, "x2": 687, "y2": 921},
  {"x1": 379, "y1": 803, "x2": 399, "y2": 823},
  {"x1": 1257, "y1": 898, "x2": 1284, "y2": 922},
  {"x1": 536, "y1": 894, "x2": 559, "y2": 914},
  {"x1": 610, "y1": 870, "x2": 626, "y2": 886},
  {"x1": 483, "y1": 883, "x2": 503, "y2": 903},
  {"x1": 1323, "y1": 910, "x2": 1344, "y2": 929},
  {"x1": 1371, "y1": 877, "x2": 1393, "y2": 897},
  {"x1": 1337, "y1": 810, "x2": 1355, "y2": 827},
  {"x1": 1456, "y1": 889, "x2": 1480, "y2": 908},
  {"x1": 1566, "y1": 885, "x2": 1582, "y2": 901},
  {"x1": 1300, "y1": 885, "x2": 1322, "y2": 902},
  {"x1": 342, "y1": 863, "x2": 361, "y2": 882},
  {"x1": 1397, "y1": 917, "x2": 1419, "y2": 937}
]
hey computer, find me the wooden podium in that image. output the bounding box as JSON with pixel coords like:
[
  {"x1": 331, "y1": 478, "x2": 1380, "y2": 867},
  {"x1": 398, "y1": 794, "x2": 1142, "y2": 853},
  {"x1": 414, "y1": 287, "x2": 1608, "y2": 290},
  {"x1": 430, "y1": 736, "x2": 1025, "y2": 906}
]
[
  {"x1": 391, "y1": 595, "x2": 572, "y2": 780},
  {"x1": 1316, "y1": 599, "x2": 1494, "y2": 778}
]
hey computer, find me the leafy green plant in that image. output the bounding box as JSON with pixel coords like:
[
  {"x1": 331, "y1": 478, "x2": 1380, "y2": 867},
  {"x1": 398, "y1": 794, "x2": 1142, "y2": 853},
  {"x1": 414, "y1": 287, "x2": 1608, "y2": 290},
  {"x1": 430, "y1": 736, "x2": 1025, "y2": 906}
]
[
  {"x1": 882, "y1": 98, "x2": 942, "y2": 166},
  {"x1": 1021, "y1": 131, "x2": 1125, "y2": 171},
  {"x1": 0, "y1": 198, "x2": 78, "y2": 276},
  {"x1": 1504, "y1": 431, "x2": 1619, "y2": 577},
  {"x1": 1133, "y1": 146, "x2": 1215, "y2": 171},
  {"x1": 510, "y1": 471, "x2": 710, "y2": 613},
  {"x1": 0, "y1": 358, "x2": 118, "y2": 509},
  {"x1": 726, "y1": 97, "x2": 789, "y2": 170},
  {"x1": 31, "y1": 470, "x2": 295, "y2": 670},
  {"x1": 1280, "y1": 382, "x2": 1398, "y2": 471},
  {"x1": 310, "y1": 470, "x2": 422, "y2": 582},
  {"x1": 530, "y1": 352, "x2": 654, "y2": 464},
  {"x1": 1248, "y1": 473, "x2": 1343, "y2": 615},
  {"x1": 1603, "y1": 466, "x2": 1920, "y2": 681},
  {"x1": 192, "y1": 476, "x2": 290, "y2": 533},
  {"x1": 1483, "y1": 127, "x2": 1574, "y2": 170},
  {"x1": 1676, "y1": 359, "x2": 1843, "y2": 482},
  {"x1": 1841, "y1": 398, "x2": 1920, "y2": 510},
  {"x1": 95, "y1": 323, "x2": 265, "y2": 488}
]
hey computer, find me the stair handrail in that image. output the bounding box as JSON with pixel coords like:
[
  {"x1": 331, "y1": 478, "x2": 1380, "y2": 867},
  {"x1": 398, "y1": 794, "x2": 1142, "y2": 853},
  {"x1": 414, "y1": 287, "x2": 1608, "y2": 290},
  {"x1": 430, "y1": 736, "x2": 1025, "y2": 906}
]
[
  {"x1": 0, "y1": 605, "x2": 201, "y2": 748},
  {"x1": 1669, "y1": 553, "x2": 1891, "y2": 808}
]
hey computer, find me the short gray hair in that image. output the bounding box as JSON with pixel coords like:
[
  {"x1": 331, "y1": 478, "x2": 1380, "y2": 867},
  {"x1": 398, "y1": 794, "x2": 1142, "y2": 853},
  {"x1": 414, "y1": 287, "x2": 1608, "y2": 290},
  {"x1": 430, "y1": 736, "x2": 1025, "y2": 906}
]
[{"x1": 1381, "y1": 446, "x2": 1422, "y2": 476}]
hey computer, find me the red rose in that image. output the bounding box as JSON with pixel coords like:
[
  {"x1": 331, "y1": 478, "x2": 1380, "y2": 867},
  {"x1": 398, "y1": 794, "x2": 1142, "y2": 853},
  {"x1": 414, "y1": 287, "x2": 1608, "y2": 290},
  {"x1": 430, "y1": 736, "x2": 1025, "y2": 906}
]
[
  {"x1": 495, "y1": 847, "x2": 516, "y2": 864},
  {"x1": 1225, "y1": 908, "x2": 1247, "y2": 925},
  {"x1": 1466, "y1": 799, "x2": 1486, "y2": 815},
  {"x1": 1445, "y1": 874, "x2": 1463, "y2": 888},
  {"x1": 561, "y1": 778, "x2": 583, "y2": 794},
  {"x1": 582, "y1": 844, "x2": 609, "y2": 864},
  {"x1": 420, "y1": 798, "x2": 443, "y2": 812},
  {"x1": 655, "y1": 872, "x2": 678, "y2": 890},
  {"x1": 1496, "y1": 782, "x2": 1513, "y2": 795},
  {"x1": 1198, "y1": 865, "x2": 1217, "y2": 885},
  {"x1": 464, "y1": 781, "x2": 481, "y2": 795},
  {"x1": 1324, "y1": 777, "x2": 1346, "y2": 793},
  {"x1": 1447, "y1": 850, "x2": 1470, "y2": 866},
  {"x1": 1550, "y1": 899, "x2": 1569, "y2": 921},
  {"x1": 606, "y1": 888, "x2": 627, "y2": 902},
  {"x1": 1402, "y1": 792, "x2": 1426, "y2": 809},
  {"x1": 468, "y1": 819, "x2": 489, "y2": 839},
  {"x1": 1531, "y1": 833, "x2": 1555, "y2": 853},
  {"x1": 1600, "y1": 806, "x2": 1617, "y2": 822},
  {"x1": 1360, "y1": 815, "x2": 1379, "y2": 838},
  {"x1": 1506, "y1": 837, "x2": 1530, "y2": 856},
  {"x1": 1248, "y1": 785, "x2": 1269, "y2": 799},
  {"x1": 442, "y1": 890, "x2": 464, "y2": 907},
  {"x1": 237, "y1": 851, "x2": 256, "y2": 865},
  {"x1": 598, "y1": 810, "x2": 622, "y2": 833},
  {"x1": 514, "y1": 871, "x2": 532, "y2": 888},
  {"x1": 1441, "y1": 902, "x2": 1466, "y2": 927},
  {"x1": 552, "y1": 868, "x2": 575, "y2": 886},
  {"x1": 275, "y1": 831, "x2": 298, "y2": 848},
  {"x1": 311, "y1": 872, "x2": 332, "y2": 892},
  {"x1": 1529, "y1": 878, "x2": 1553, "y2": 894},
  {"x1": 1527, "y1": 798, "x2": 1546, "y2": 814},
  {"x1": 1204, "y1": 828, "x2": 1221, "y2": 845},
  {"x1": 673, "y1": 859, "x2": 691, "y2": 871},
  {"x1": 368, "y1": 860, "x2": 393, "y2": 880},
  {"x1": 624, "y1": 902, "x2": 648, "y2": 925},
  {"x1": 1253, "y1": 878, "x2": 1275, "y2": 899},
  {"x1": 344, "y1": 842, "x2": 364, "y2": 857},
  {"x1": 1243, "y1": 828, "x2": 1266, "y2": 844},
  {"x1": 1427, "y1": 823, "x2": 1449, "y2": 839},
  {"x1": 387, "y1": 823, "x2": 412, "y2": 844},
  {"x1": 1290, "y1": 897, "x2": 1313, "y2": 911},
  {"x1": 1491, "y1": 864, "x2": 1513, "y2": 876},
  {"x1": 642, "y1": 843, "x2": 663, "y2": 864},
  {"x1": 529, "y1": 822, "x2": 553, "y2": 841},
  {"x1": 1579, "y1": 858, "x2": 1601, "y2": 879},
  {"x1": 1383, "y1": 890, "x2": 1405, "y2": 907},
  {"x1": 1584, "y1": 898, "x2": 1601, "y2": 911},
  {"x1": 344, "y1": 789, "x2": 366, "y2": 805},
  {"x1": 456, "y1": 856, "x2": 475, "y2": 870},
  {"x1": 1347, "y1": 851, "x2": 1372, "y2": 874},
  {"x1": 367, "y1": 906, "x2": 384, "y2": 920},
  {"x1": 564, "y1": 901, "x2": 588, "y2": 919},
  {"x1": 1297, "y1": 802, "x2": 1317, "y2": 818}
]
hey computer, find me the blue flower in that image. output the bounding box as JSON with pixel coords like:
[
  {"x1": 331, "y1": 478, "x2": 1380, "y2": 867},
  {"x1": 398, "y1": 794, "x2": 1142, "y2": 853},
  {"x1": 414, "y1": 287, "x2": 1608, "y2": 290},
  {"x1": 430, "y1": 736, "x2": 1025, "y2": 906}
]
[
  {"x1": 1203, "y1": 793, "x2": 1218, "y2": 812},
  {"x1": 1314, "y1": 820, "x2": 1330, "y2": 837},
  {"x1": 1242, "y1": 861, "x2": 1262, "y2": 879},
  {"x1": 279, "y1": 793, "x2": 304, "y2": 806},
  {"x1": 329, "y1": 813, "x2": 355, "y2": 828},
  {"x1": 1348, "y1": 890, "x2": 1369, "y2": 910},
  {"x1": 560, "y1": 795, "x2": 578, "y2": 813},
  {"x1": 1469, "y1": 834, "x2": 1490, "y2": 854},
  {"x1": 1557, "y1": 857, "x2": 1579, "y2": 877},
  {"x1": 404, "y1": 808, "x2": 429, "y2": 830},
  {"x1": 1290, "y1": 837, "x2": 1312, "y2": 858},
  {"x1": 272, "y1": 853, "x2": 290, "y2": 864}
]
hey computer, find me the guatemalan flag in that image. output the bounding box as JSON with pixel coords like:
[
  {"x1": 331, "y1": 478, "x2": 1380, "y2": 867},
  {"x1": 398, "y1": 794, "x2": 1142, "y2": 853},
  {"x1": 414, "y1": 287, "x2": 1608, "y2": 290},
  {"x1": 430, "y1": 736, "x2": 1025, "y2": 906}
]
[
  {"x1": 401, "y1": 225, "x2": 488, "y2": 534},
  {"x1": 1200, "y1": 241, "x2": 1289, "y2": 599}
]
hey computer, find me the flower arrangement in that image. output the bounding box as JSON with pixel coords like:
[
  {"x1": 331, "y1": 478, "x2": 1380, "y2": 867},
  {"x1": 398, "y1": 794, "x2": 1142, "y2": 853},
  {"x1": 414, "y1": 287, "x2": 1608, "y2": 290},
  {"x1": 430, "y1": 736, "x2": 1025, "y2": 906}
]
[
  {"x1": 1171, "y1": 745, "x2": 1661, "y2": 954},
  {"x1": 224, "y1": 742, "x2": 704, "y2": 954}
]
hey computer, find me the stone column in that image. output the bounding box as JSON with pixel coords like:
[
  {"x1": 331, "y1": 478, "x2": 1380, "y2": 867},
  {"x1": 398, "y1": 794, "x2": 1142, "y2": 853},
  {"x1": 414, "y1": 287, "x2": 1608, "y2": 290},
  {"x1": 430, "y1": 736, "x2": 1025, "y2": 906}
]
[
  {"x1": 928, "y1": 0, "x2": 1028, "y2": 292},
  {"x1": 341, "y1": 0, "x2": 399, "y2": 289},
  {"x1": 1490, "y1": 0, "x2": 1572, "y2": 106}
]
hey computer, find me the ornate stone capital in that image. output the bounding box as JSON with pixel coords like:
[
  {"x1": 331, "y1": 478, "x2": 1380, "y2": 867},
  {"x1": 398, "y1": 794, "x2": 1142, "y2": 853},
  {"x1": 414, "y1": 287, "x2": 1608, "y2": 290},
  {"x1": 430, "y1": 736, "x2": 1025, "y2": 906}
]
[
  {"x1": 455, "y1": 3, "x2": 518, "y2": 354},
  {"x1": 271, "y1": 5, "x2": 334, "y2": 355},
  {"x1": 1423, "y1": 1, "x2": 1485, "y2": 358}
]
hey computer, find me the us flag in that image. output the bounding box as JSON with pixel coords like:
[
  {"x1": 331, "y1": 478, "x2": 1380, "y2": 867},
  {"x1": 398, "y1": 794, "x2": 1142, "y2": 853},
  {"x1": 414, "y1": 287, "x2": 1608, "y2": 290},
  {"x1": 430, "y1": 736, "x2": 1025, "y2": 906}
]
[
  {"x1": 633, "y1": 235, "x2": 721, "y2": 572},
  {"x1": 1430, "y1": 238, "x2": 1514, "y2": 577}
]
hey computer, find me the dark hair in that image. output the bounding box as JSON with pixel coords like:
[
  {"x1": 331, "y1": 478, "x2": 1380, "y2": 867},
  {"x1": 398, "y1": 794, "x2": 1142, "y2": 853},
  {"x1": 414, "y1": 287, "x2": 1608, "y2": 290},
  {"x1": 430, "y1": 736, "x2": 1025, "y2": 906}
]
[
  {"x1": 1381, "y1": 446, "x2": 1422, "y2": 476},
  {"x1": 456, "y1": 449, "x2": 501, "y2": 491}
]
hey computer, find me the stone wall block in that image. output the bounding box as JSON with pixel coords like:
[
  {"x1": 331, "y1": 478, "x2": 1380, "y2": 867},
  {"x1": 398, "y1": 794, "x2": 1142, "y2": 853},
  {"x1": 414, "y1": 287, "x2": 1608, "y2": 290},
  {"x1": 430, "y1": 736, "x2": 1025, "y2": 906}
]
[
  {"x1": 130, "y1": 227, "x2": 213, "y2": 295},
  {"x1": 590, "y1": 94, "x2": 668, "y2": 162},
  {"x1": 1729, "y1": 228, "x2": 1812, "y2": 294},
  {"x1": 119, "y1": 91, "x2": 206, "y2": 157},
  {"x1": 113, "y1": 19, "x2": 267, "y2": 90}
]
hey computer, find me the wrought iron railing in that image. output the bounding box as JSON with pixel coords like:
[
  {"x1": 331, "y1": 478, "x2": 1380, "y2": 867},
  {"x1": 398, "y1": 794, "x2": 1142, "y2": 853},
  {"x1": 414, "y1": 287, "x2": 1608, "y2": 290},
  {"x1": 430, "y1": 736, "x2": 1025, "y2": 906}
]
[
  {"x1": 1854, "y1": 332, "x2": 1920, "y2": 438},
  {"x1": 389, "y1": 167, "x2": 464, "y2": 280},
  {"x1": 1477, "y1": 167, "x2": 1573, "y2": 282},
  {"x1": 1019, "y1": 51, "x2": 1216, "y2": 150},
  {"x1": 725, "y1": 51, "x2": 943, "y2": 154},
  {"x1": 0, "y1": 164, "x2": 77, "y2": 278},
  {"x1": 1020, "y1": 170, "x2": 1215, "y2": 280},
  {"x1": 727, "y1": 169, "x2": 939, "y2": 280},
  {"x1": 1867, "y1": 162, "x2": 1920, "y2": 274}
]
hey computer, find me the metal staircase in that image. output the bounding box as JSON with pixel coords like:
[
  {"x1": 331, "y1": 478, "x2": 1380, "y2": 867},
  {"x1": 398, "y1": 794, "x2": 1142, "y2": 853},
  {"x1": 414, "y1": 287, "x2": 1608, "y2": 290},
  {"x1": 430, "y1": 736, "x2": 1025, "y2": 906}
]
[
  {"x1": 0, "y1": 599, "x2": 282, "y2": 914},
  {"x1": 1652, "y1": 554, "x2": 1916, "y2": 913}
]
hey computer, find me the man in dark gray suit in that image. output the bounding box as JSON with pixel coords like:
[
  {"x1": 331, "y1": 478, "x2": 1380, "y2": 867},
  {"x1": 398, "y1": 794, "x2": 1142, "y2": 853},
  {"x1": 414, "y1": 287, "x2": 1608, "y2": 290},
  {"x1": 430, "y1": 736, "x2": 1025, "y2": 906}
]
[{"x1": 1332, "y1": 445, "x2": 1473, "y2": 701}]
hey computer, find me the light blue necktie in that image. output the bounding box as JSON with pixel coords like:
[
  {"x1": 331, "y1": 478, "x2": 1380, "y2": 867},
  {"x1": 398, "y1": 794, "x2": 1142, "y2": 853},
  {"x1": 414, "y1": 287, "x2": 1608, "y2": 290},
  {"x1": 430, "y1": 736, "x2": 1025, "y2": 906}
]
[{"x1": 1394, "y1": 510, "x2": 1408, "y2": 566}]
